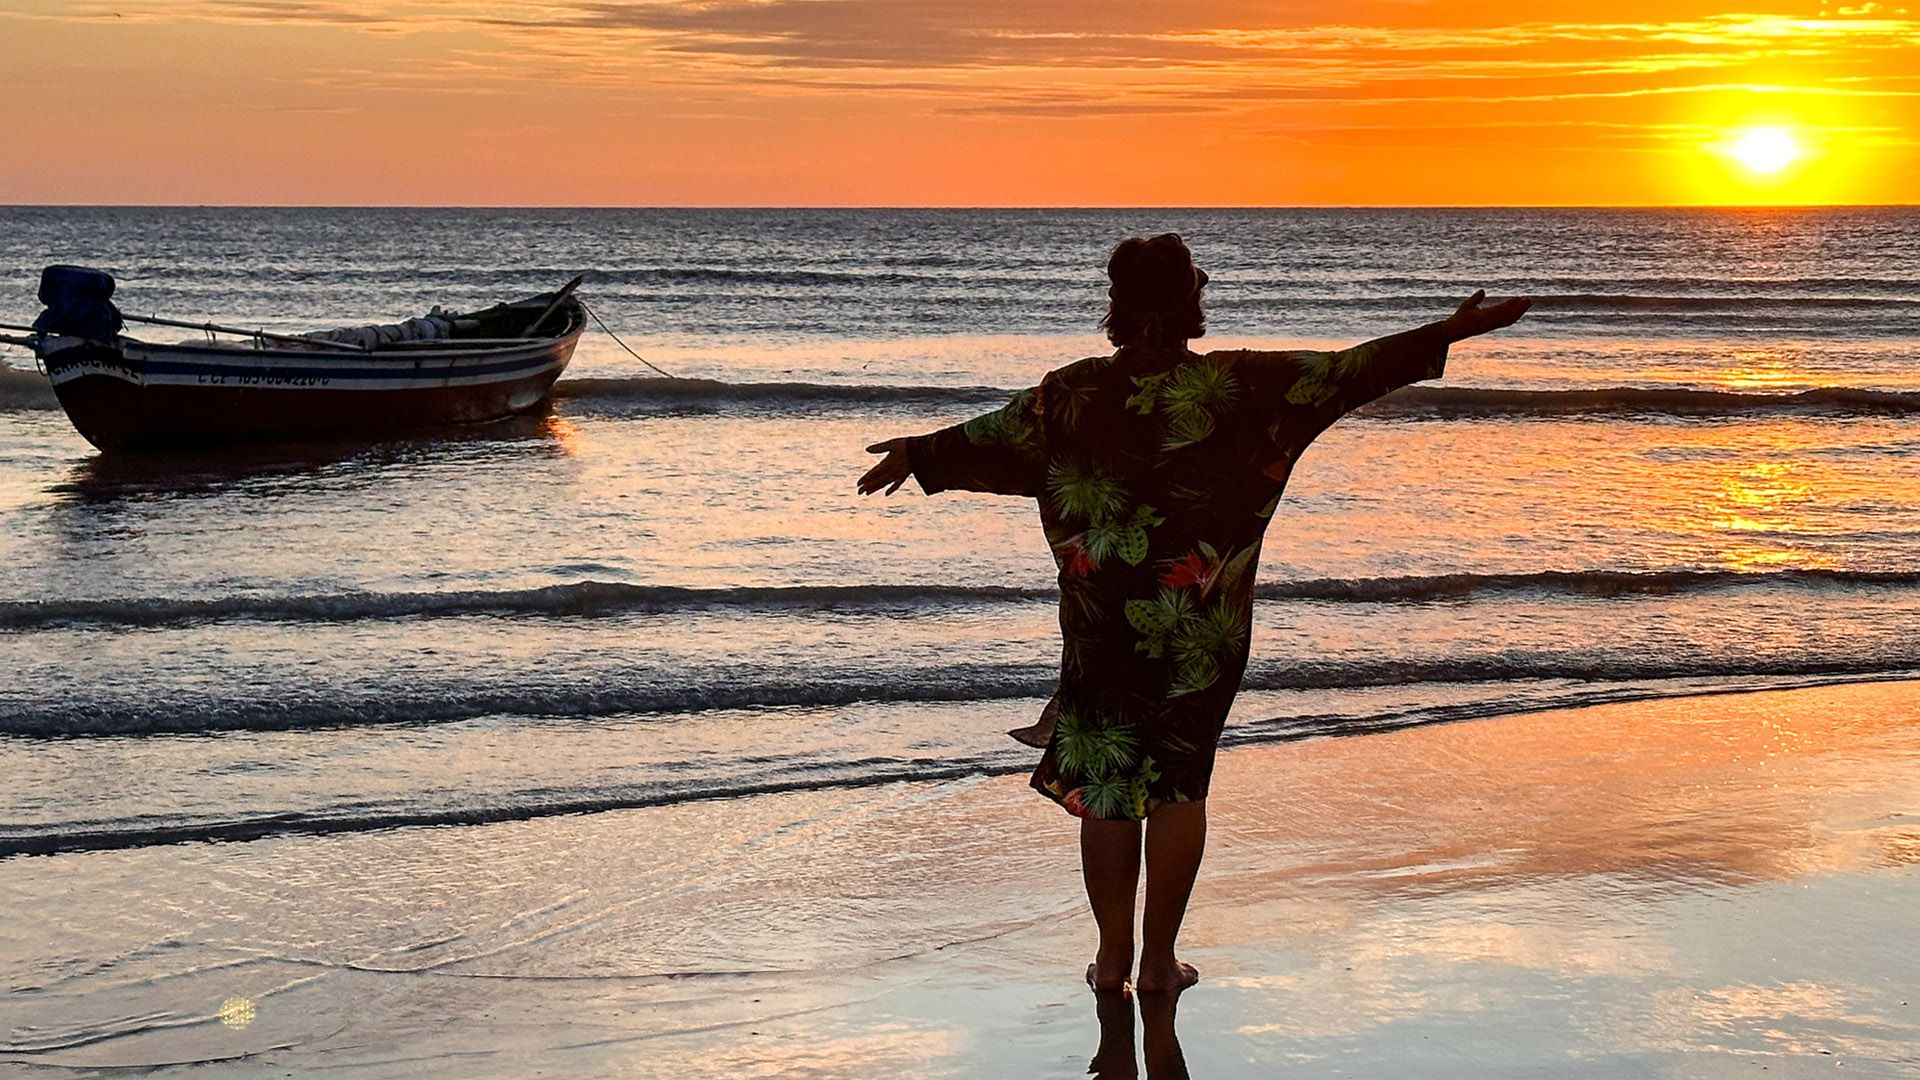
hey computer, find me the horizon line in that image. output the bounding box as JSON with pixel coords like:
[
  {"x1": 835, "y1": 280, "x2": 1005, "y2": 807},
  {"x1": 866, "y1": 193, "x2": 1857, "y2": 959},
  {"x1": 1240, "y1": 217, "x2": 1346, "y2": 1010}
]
[{"x1": 3, "y1": 202, "x2": 1916, "y2": 212}]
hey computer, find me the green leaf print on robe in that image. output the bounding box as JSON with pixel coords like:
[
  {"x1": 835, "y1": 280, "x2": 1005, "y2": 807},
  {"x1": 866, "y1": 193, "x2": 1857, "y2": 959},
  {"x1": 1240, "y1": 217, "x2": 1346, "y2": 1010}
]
[
  {"x1": 1122, "y1": 542, "x2": 1252, "y2": 698},
  {"x1": 1126, "y1": 356, "x2": 1239, "y2": 450},
  {"x1": 1284, "y1": 335, "x2": 1401, "y2": 410},
  {"x1": 1047, "y1": 460, "x2": 1161, "y2": 573},
  {"x1": 1125, "y1": 588, "x2": 1192, "y2": 659},
  {"x1": 961, "y1": 388, "x2": 1038, "y2": 449},
  {"x1": 1169, "y1": 599, "x2": 1247, "y2": 696},
  {"x1": 1054, "y1": 706, "x2": 1160, "y2": 820},
  {"x1": 1127, "y1": 588, "x2": 1247, "y2": 697}
]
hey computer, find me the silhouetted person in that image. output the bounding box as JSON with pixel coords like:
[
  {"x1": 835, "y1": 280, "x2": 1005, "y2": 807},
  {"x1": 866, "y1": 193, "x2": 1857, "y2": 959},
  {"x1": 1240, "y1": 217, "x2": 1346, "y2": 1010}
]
[{"x1": 860, "y1": 234, "x2": 1530, "y2": 992}]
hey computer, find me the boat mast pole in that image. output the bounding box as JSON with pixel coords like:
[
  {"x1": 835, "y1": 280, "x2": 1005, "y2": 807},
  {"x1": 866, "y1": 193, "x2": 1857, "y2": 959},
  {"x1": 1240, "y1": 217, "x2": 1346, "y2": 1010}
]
[{"x1": 520, "y1": 276, "x2": 585, "y2": 339}]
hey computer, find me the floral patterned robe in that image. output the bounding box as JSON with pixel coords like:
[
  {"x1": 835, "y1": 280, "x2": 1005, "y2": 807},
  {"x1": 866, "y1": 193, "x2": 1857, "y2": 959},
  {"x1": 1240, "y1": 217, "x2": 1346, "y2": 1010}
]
[{"x1": 904, "y1": 325, "x2": 1450, "y2": 820}]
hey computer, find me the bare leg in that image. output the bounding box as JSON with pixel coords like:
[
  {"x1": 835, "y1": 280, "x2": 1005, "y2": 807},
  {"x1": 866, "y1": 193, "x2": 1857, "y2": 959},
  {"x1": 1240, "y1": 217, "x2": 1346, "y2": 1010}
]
[
  {"x1": 1081, "y1": 816, "x2": 1143, "y2": 991},
  {"x1": 1137, "y1": 798, "x2": 1205, "y2": 993}
]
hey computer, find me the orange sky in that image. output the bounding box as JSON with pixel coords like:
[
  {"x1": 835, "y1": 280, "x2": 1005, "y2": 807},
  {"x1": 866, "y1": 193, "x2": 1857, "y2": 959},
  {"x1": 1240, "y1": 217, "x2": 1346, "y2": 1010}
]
[{"x1": 1, "y1": 0, "x2": 1915, "y2": 205}]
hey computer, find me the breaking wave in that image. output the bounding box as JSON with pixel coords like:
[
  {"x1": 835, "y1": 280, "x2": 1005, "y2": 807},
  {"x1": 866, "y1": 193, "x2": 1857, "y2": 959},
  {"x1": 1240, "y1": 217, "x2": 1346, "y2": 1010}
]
[
  {"x1": 1366, "y1": 385, "x2": 1920, "y2": 418},
  {"x1": 8, "y1": 568, "x2": 1920, "y2": 632},
  {"x1": 5, "y1": 653, "x2": 1919, "y2": 739},
  {"x1": 10, "y1": 370, "x2": 1920, "y2": 419},
  {"x1": 553, "y1": 379, "x2": 1920, "y2": 419},
  {"x1": 0, "y1": 366, "x2": 55, "y2": 411},
  {"x1": 1261, "y1": 568, "x2": 1920, "y2": 601},
  {"x1": 6, "y1": 671, "x2": 1887, "y2": 858},
  {"x1": 551, "y1": 377, "x2": 1011, "y2": 407},
  {"x1": 0, "y1": 582, "x2": 1054, "y2": 630},
  {"x1": 1531, "y1": 293, "x2": 1920, "y2": 313}
]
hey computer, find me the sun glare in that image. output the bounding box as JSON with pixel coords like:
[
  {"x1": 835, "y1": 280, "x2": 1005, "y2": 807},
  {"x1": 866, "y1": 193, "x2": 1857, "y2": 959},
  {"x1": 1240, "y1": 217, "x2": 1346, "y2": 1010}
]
[{"x1": 1731, "y1": 128, "x2": 1799, "y2": 174}]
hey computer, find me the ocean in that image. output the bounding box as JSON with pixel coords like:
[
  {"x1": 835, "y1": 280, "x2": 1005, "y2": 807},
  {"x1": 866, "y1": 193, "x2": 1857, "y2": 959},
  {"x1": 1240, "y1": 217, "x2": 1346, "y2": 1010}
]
[{"x1": 2, "y1": 206, "x2": 1918, "y2": 857}]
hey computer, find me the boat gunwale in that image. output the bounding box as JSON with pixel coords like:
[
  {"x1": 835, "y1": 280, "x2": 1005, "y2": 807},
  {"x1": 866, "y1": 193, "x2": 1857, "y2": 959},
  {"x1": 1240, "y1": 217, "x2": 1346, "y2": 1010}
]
[
  {"x1": 98, "y1": 302, "x2": 588, "y2": 366},
  {"x1": 115, "y1": 332, "x2": 581, "y2": 369}
]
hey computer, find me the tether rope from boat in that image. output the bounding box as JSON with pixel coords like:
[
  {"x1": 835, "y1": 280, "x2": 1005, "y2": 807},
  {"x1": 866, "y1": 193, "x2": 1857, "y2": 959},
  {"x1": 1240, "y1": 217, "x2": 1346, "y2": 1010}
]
[{"x1": 583, "y1": 300, "x2": 677, "y2": 379}]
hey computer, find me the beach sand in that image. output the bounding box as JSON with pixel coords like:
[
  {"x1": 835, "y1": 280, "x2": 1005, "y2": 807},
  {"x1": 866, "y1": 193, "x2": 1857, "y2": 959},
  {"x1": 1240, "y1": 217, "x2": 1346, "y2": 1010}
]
[{"x1": 5, "y1": 680, "x2": 1920, "y2": 1078}]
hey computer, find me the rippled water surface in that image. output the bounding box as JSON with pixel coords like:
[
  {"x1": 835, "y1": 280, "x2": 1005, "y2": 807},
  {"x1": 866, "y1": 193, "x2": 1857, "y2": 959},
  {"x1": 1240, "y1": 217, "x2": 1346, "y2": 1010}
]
[{"x1": 2, "y1": 207, "x2": 1918, "y2": 855}]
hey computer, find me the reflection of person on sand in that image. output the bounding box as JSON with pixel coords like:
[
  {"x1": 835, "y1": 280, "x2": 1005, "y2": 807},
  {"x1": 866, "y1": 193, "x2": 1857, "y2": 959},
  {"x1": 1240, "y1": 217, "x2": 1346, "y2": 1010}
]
[
  {"x1": 859, "y1": 234, "x2": 1530, "y2": 993},
  {"x1": 1091, "y1": 984, "x2": 1191, "y2": 1080}
]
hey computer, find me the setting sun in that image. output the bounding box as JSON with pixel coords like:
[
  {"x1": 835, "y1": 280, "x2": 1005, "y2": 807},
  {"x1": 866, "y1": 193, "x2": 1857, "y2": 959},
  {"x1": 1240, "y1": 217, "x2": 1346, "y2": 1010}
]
[{"x1": 1731, "y1": 128, "x2": 1801, "y2": 175}]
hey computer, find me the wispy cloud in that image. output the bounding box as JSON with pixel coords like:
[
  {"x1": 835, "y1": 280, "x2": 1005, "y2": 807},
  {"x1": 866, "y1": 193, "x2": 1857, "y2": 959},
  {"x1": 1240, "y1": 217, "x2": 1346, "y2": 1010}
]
[{"x1": 10, "y1": 1, "x2": 1919, "y2": 127}]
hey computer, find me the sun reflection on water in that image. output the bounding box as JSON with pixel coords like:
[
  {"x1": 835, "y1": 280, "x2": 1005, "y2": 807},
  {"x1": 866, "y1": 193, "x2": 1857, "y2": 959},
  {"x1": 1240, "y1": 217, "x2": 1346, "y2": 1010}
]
[
  {"x1": 1707, "y1": 460, "x2": 1820, "y2": 569},
  {"x1": 1710, "y1": 347, "x2": 1811, "y2": 392},
  {"x1": 542, "y1": 414, "x2": 585, "y2": 456}
]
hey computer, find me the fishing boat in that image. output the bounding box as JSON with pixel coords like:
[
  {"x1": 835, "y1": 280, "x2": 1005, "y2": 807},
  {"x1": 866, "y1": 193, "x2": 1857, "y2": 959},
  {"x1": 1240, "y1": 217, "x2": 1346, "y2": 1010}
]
[{"x1": 1, "y1": 266, "x2": 586, "y2": 452}]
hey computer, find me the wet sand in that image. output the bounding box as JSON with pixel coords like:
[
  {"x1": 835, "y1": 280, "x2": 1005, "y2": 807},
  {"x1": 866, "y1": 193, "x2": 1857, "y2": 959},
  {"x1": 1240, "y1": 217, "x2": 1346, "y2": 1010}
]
[{"x1": 5, "y1": 680, "x2": 1920, "y2": 1077}]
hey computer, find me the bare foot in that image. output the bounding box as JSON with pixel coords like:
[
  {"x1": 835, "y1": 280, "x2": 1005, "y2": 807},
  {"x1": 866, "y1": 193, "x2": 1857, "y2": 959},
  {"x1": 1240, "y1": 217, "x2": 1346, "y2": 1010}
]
[
  {"x1": 1087, "y1": 958, "x2": 1131, "y2": 993},
  {"x1": 1134, "y1": 959, "x2": 1198, "y2": 994}
]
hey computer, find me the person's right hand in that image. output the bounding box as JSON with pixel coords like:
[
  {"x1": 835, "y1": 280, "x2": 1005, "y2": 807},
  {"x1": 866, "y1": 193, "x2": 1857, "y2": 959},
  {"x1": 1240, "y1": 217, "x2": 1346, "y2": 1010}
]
[
  {"x1": 858, "y1": 438, "x2": 913, "y2": 495},
  {"x1": 1441, "y1": 290, "x2": 1532, "y2": 343}
]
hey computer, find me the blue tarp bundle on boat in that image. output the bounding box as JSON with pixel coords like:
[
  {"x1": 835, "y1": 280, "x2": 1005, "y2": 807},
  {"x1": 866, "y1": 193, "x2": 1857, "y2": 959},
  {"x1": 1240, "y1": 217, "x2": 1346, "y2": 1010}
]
[{"x1": 34, "y1": 266, "x2": 123, "y2": 341}]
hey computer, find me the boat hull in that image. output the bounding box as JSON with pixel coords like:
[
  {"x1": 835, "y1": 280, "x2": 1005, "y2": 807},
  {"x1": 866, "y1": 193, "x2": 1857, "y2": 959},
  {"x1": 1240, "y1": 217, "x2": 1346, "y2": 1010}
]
[{"x1": 42, "y1": 329, "x2": 579, "y2": 452}]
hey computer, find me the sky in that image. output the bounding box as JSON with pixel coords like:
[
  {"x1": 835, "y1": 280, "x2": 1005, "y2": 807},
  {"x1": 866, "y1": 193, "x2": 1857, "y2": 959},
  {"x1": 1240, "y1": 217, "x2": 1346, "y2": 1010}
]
[{"x1": 1, "y1": 0, "x2": 1916, "y2": 205}]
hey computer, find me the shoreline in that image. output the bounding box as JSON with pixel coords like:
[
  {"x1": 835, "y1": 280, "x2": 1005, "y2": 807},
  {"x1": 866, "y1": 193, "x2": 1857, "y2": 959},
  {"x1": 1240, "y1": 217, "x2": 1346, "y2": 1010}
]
[
  {"x1": 3, "y1": 670, "x2": 1913, "y2": 860},
  {"x1": 5, "y1": 679, "x2": 1918, "y2": 1076}
]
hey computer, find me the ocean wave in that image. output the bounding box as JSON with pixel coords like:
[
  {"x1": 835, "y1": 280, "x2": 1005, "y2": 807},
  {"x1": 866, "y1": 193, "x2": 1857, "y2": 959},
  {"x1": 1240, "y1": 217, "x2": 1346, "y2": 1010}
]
[
  {"x1": 551, "y1": 379, "x2": 1920, "y2": 419},
  {"x1": 0, "y1": 582, "x2": 1055, "y2": 631},
  {"x1": 0, "y1": 666, "x2": 1061, "y2": 737},
  {"x1": 1347, "y1": 275, "x2": 1920, "y2": 295},
  {"x1": 1531, "y1": 293, "x2": 1920, "y2": 312},
  {"x1": 0, "y1": 760, "x2": 1008, "y2": 857},
  {"x1": 2, "y1": 669, "x2": 1910, "y2": 856},
  {"x1": 10, "y1": 373, "x2": 1920, "y2": 420},
  {"x1": 551, "y1": 377, "x2": 1012, "y2": 406},
  {"x1": 1220, "y1": 292, "x2": 1920, "y2": 316},
  {"x1": 1260, "y1": 568, "x2": 1920, "y2": 601},
  {"x1": 0, "y1": 366, "x2": 55, "y2": 411},
  {"x1": 5, "y1": 653, "x2": 1920, "y2": 738},
  {"x1": 103, "y1": 264, "x2": 1079, "y2": 291},
  {"x1": 7, "y1": 568, "x2": 1920, "y2": 632},
  {"x1": 1368, "y1": 386, "x2": 1920, "y2": 418}
]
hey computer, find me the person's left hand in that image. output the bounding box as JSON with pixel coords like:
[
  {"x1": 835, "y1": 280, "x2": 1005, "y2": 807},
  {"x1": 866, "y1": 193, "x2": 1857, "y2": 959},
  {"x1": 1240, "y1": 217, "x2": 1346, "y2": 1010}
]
[
  {"x1": 859, "y1": 438, "x2": 913, "y2": 495},
  {"x1": 1440, "y1": 290, "x2": 1532, "y2": 343}
]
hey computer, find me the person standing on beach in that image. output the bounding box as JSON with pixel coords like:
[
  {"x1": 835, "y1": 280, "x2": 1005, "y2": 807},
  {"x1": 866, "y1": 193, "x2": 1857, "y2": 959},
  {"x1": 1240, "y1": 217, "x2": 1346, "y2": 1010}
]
[{"x1": 858, "y1": 235, "x2": 1530, "y2": 993}]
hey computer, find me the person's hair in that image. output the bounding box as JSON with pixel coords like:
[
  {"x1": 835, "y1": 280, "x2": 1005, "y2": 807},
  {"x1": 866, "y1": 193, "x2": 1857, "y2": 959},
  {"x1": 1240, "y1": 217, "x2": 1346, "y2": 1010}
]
[{"x1": 1101, "y1": 233, "x2": 1206, "y2": 348}]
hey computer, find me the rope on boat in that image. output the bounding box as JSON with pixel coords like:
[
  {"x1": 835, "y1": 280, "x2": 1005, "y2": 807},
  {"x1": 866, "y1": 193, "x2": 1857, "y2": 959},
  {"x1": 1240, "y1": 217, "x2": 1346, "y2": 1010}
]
[{"x1": 583, "y1": 301, "x2": 676, "y2": 379}]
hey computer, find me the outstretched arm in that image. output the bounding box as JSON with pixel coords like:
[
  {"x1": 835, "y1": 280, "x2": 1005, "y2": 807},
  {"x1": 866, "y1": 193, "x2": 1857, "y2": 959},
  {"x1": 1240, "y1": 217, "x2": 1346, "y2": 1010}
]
[
  {"x1": 858, "y1": 386, "x2": 1046, "y2": 498},
  {"x1": 1244, "y1": 290, "x2": 1531, "y2": 424}
]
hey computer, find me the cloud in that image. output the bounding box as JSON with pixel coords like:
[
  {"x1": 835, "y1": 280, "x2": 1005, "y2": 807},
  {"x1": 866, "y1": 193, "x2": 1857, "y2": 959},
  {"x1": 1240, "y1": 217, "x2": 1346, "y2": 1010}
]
[{"x1": 12, "y1": 0, "x2": 1920, "y2": 123}]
